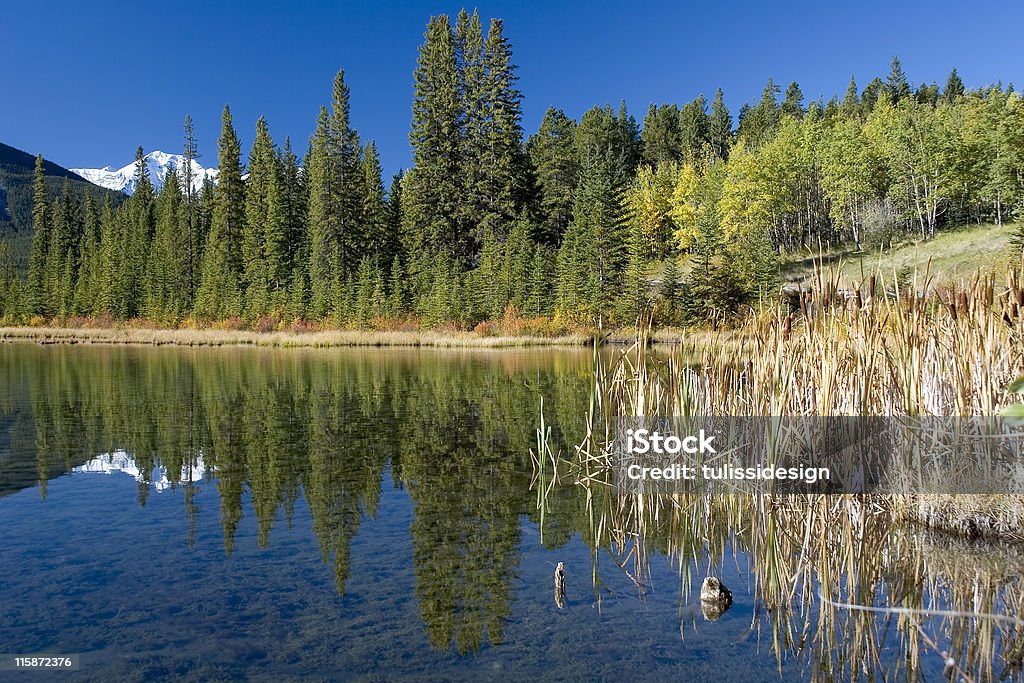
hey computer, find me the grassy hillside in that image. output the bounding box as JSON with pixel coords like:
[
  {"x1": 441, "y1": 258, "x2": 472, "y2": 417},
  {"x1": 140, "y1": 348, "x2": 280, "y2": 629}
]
[{"x1": 780, "y1": 223, "x2": 1019, "y2": 287}]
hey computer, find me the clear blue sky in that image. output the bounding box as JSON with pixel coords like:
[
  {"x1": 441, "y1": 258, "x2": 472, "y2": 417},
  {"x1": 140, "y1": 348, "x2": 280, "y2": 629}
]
[{"x1": 3, "y1": 1, "x2": 1021, "y2": 180}]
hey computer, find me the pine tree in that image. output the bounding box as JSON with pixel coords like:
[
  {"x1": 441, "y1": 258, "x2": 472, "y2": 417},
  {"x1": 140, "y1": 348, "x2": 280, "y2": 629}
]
[
  {"x1": 182, "y1": 115, "x2": 200, "y2": 306},
  {"x1": 195, "y1": 106, "x2": 245, "y2": 319},
  {"x1": 96, "y1": 195, "x2": 119, "y2": 315},
  {"x1": 361, "y1": 142, "x2": 389, "y2": 262},
  {"x1": 480, "y1": 17, "x2": 526, "y2": 242},
  {"x1": 457, "y1": 9, "x2": 488, "y2": 241},
  {"x1": 679, "y1": 96, "x2": 710, "y2": 161},
  {"x1": 120, "y1": 147, "x2": 155, "y2": 317},
  {"x1": 308, "y1": 71, "x2": 366, "y2": 320},
  {"x1": 147, "y1": 170, "x2": 185, "y2": 321},
  {"x1": 264, "y1": 148, "x2": 291, "y2": 312},
  {"x1": 619, "y1": 220, "x2": 651, "y2": 324},
  {"x1": 73, "y1": 192, "x2": 100, "y2": 315},
  {"x1": 841, "y1": 76, "x2": 859, "y2": 118},
  {"x1": 659, "y1": 255, "x2": 681, "y2": 325},
  {"x1": 782, "y1": 81, "x2": 804, "y2": 118},
  {"x1": 387, "y1": 255, "x2": 407, "y2": 318},
  {"x1": 641, "y1": 104, "x2": 682, "y2": 167},
  {"x1": 886, "y1": 56, "x2": 911, "y2": 102},
  {"x1": 46, "y1": 180, "x2": 80, "y2": 316},
  {"x1": 708, "y1": 89, "x2": 732, "y2": 161},
  {"x1": 405, "y1": 15, "x2": 467, "y2": 268},
  {"x1": 27, "y1": 154, "x2": 50, "y2": 315},
  {"x1": 383, "y1": 172, "x2": 404, "y2": 269},
  {"x1": 944, "y1": 68, "x2": 965, "y2": 102},
  {"x1": 525, "y1": 245, "x2": 553, "y2": 316},
  {"x1": 556, "y1": 153, "x2": 627, "y2": 322},
  {"x1": 737, "y1": 79, "x2": 781, "y2": 148},
  {"x1": 243, "y1": 116, "x2": 276, "y2": 315},
  {"x1": 527, "y1": 107, "x2": 578, "y2": 245}
]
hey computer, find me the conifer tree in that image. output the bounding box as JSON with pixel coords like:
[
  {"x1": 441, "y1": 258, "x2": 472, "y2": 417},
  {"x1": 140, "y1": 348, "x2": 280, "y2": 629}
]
[
  {"x1": 147, "y1": 170, "x2": 186, "y2": 320},
  {"x1": 182, "y1": 115, "x2": 200, "y2": 305},
  {"x1": 387, "y1": 255, "x2": 407, "y2": 318},
  {"x1": 525, "y1": 245, "x2": 553, "y2": 316},
  {"x1": 73, "y1": 192, "x2": 100, "y2": 315},
  {"x1": 782, "y1": 81, "x2": 804, "y2": 118},
  {"x1": 556, "y1": 154, "x2": 627, "y2": 322},
  {"x1": 737, "y1": 79, "x2": 781, "y2": 148},
  {"x1": 944, "y1": 68, "x2": 965, "y2": 102},
  {"x1": 679, "y1": 96, "x2": 710, "y2": 161},
  {"x1": 641, "y1": 104, "x2": 682, "y2": 167},
  {"x1": 361, "y1": 142, "x2": 389, "y2": 262},
  {"x1": 308, "y1": 71, "x2": 366, "y2": 320},
  {"x1": 841, "y1": 76, "x2": 860, "y2": 118},
  {"x1": 457, "y1": 9, "x2": 488, "y2": 240},
  {"x1": 480, "y1": 17, "x2": 526, "y2": 241},
  {"x1": 264, "y1": 149, "x2": 291, "y2": 311},
  {"x1": 886, "y1": 56, "x2": 911, "y2": 102},
  {"x1": 708, "y1": 89, "x2": 732, "y2": 161},
  {"x1": 620, "y1": 219, "x2": 651, "y2": 324},
  {"x1": 195, "y1": 106, "x2": 245, "y2": 319},
  {"x1": 405, "y1": 16, "x2": 467, "y2": 267},
  {"x1": 659, "y1": 255, "x2": 681, "y2": 325},
  {"x1": 243, "y1": 117, "x2": 276, "y2": 315},
  {"x1": 27, "y1": 154, "x2": 49, "y2": 315},
  {"x1": 527, "y1": 107, "x2": 578, "y2": 245},
  {"x1": 96, "y1": 195, "x2": 119, "y2": 315}
]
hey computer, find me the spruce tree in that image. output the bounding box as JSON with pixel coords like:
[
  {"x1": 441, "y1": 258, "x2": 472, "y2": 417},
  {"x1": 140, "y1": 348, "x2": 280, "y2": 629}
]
[
  {"x1": 195, "y1": 106, "x2": 245, "y2": 319},
  {"x1": 886, "y1": 56, "x2": 911, "y2": 102},
  {"x1": 641, "y1": 104, "x2": 683, "y2": 167},
  {"x1": 264, "y1": 148, "x2": 291, "y2": 312},
  {"x1": 556, "y1": 153, "x2": 627, "y2": 322},
  {"x1": 841, "y1": 76, "x2": 859, "y2": 118},
  {"x1": 679, "y1": 96, "x2": 710, "y2": 161},
  {"x1": 708, "y1": 89, "x2": 732, "y2": 161},
  {"x1": 182, "y1": 115, "x2": 200, "y2": 305},
  {"x1": 481, "y1": 17, "x2": 526, "y2": 241},
  {"x1": 620, "y1": 220, "x2": 651, "y2": 324},
  {"x1": 526, "y1": 107, "x2": 578, "y2": 245},
  {"x1": 782, "y1": 81, "x2": 804, "y2": 118},
  {"x1": 405, "y1": 15, "x2": 467, "y2": 268},
  {"x1": 243, "y1": 116, "x2": 276, "y2": 315},
  {"x1": 659, "y1": 255, "x2": 681, "y2": 326},
  {"x1": 73, "y1": 192, "x2": 100, "y2": 315},
  {"x1": 27, "y1": 154, "x2": 49, "y2": 315},
  {"x1": 147, "y1": 170, "x2": 185, "y2": 321},
  {"x1": 308, "y1": 71, "x2": 366, "y2": 320},
  {"x1": 361, "y1": 142, "x2": 389, "y2": 262},
  {"x1": 944, "y1": 68, "x2": 965, "y2": 102},
  {"x1": 457, "y1": 9, "x2": 488, "y2": 241}
]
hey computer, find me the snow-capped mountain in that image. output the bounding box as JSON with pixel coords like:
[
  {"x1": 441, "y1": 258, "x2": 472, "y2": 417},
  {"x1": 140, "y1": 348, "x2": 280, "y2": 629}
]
[
  {"x1": 72, "y1": 150, "x2": 218, "y2": 196},
  {"x1": 73, "y1": 450, "x2": 207, "y2": 492}
]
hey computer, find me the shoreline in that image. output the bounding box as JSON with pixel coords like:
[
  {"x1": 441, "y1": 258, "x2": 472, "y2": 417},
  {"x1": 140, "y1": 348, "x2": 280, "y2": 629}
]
[
  {"x1": 0, "y1": 325, "x2": 755, "y2": 350},
  {"x1": 0, "y1": 326, "x2": 597, "y2": 349}
]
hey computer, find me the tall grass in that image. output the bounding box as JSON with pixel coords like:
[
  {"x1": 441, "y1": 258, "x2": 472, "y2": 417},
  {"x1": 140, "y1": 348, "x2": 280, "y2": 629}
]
[{"x1": 535, "y1": 261, "x2": 1024, "y2": 680}]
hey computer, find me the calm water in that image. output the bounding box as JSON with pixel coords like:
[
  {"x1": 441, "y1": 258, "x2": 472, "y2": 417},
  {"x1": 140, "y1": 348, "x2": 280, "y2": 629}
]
[{"x1": 0, "y1": 344, "x2": 1017, "y2": 681}]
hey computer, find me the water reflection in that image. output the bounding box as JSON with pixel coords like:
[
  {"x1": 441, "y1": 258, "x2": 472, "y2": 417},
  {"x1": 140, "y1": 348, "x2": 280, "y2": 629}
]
[
  {"x1": 1, "y1": 344, "x2": 1023, "y2": 681},
  {"x1": 0, "y1": 344, "x2": 592, "y2": 660}
]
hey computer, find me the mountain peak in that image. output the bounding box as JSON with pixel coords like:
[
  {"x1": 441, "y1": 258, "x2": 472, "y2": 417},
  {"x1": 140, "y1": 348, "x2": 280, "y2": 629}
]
[{"x1": 72, "y1": 150, "x2": 218, "y2": 195}]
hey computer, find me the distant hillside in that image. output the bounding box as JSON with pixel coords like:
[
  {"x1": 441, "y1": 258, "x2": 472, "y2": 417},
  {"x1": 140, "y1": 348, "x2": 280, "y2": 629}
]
[{"x1": 0, "y1": 141, "x2": 125, "y2": 271}]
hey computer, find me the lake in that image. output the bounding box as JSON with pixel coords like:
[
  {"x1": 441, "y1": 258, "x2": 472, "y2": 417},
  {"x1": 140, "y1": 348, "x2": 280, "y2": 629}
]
[{"x1": 0, "y1": 344, "x2": 1020, "y2": 681}]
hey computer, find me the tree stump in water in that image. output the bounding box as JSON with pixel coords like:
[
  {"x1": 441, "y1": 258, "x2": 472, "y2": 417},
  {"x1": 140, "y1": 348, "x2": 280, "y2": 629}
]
[{"x1": 554, "y1": 562, "x2": 566, "y2": 609}]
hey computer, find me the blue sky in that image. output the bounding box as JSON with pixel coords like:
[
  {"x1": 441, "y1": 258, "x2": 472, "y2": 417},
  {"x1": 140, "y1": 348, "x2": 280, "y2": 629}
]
[{"x1": 3, "y1": 1, "x2": 1021, "y2": 180}]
